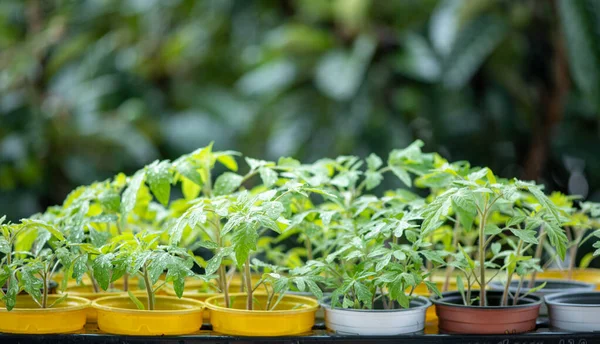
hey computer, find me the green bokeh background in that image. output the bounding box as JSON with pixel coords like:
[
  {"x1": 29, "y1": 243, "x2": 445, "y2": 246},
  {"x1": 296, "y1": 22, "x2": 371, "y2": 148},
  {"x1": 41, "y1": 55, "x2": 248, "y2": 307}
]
[{"x1": 1, "y1": 0, "x2": 600, "y2": 221}]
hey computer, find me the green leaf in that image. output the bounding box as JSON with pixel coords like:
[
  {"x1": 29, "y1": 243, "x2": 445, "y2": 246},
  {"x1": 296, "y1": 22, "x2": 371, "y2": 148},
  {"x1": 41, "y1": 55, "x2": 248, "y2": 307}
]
[
  {"x1": 305, "y1": 279, "x2": 323, "y2": 300},
  {"x1": 146, "y1": 160, "x2": 172, "y2": 206},
  {"x1": 48, "y1": 293, "x2": 69, "y2": 308},
  {"x1": 425, "y1": 280, "x2": 442, "y2": 298},
  {"x1": 216, "y1": 154, "x2": 239, "y2": 172},
  {"x1": 214, "y1": 172, "x2": 244, "y2": 196},
  {"x1": 205, "y1": 253, "x2": 223, "y2": 276},
  {"x1": 73, "y1": 254, "x2": 87, "y2": 284},
  {"x1": 121, "y1": 171, "x2": 145, "y2": 220},
  {"x1": 92, "y1": 253, "x2": 115, "y2": 290},
  {"x1": 176, "y1": 160, "x2": 203, "y2": 185},
  {"x1": 20, "y1": 268, "x2": 42, "y2": 302},
  {"x1": 259, "y1": 167, "x2": 278, "y2": 188},
  {"x1": 232, "y1": 224, "x2": 258, "y2": 266},
  {"x1": 366, "y1": 153, "x2": 383, "y2": 170},
  {"x1": 491, "y1": 242, "x2": 501, "y2": 255},
  {"x1": 182, "y1": 178, "x2": 201, "y2": 200},
  {"x1": 375, "y1": 253, "x2": 392, "y2": 272},
  {"x1": 128, "y1": 291, "x2": 145, "y2": 310},
  {"x1": 456, "y1": 275, "x2": 466, "y2": 305},
  {"x1": 451, "y1": 193, "x2": 476, "y2": 231},
  {"x1": 365, "y1": 171, "x2": 383, "y2": 190},
  {"x1": 353, "y1": 281, "x2": 372, "y2": 308},
  {"x1": 509, "y1": 228, "x2": 537, "y2": 245},
  {"x1": 420, "y1": 250, "x2": 445, "y2": 265},
  {"x1": 389, "y1": 165, "x2": 412, "y2": 187},
  {"x1": 0, "y1": 237, "x2": 9, "y2": 254},
  {"x1": 507, "y1": 215, "x2": 527, "y2": 227},
  {"x1": 484, "y1": 224, "x2": 502, "y2": 236},
  {"x1": 5, "y1": 275, "x2": 18, "y2": 311},
  {"x1": 262, "y1": 201, "x2": 284, "y2": 220}
]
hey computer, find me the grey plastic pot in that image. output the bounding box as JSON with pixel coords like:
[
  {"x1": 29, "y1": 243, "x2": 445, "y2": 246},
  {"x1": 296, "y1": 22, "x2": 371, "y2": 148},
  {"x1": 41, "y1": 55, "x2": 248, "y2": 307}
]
[
  {"x1": 546, "y1": 291, "x2": 600, "y2": 331},
  {"x1": 321, "y1": 296, "x2": 431, "y2": 335},
  {"x1": 488, "y1": 279, "x2": 595, "y2": 316}
]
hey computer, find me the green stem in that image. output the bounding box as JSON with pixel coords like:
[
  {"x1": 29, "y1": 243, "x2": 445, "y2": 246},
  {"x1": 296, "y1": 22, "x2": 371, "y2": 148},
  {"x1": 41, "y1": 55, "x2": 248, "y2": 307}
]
[
  {"x1": 41, "y1": 272, "x2": 48, "y2": 308},
  {"x1": 245, "y1": 258, "x2": 253, "y2": 311},
  {"x1": 443, "y1": 221, "x2": 460, "y2": 292},
  {"x1": 143, "y1": 266, "x2": 154, "y2": 310},
  {"x1": 501, "y1": 240, "x2": 523, "y2": 306},
  {"x1": 513, "y1": 275, "x2": 524, "y2": 306},
  {"x1": 305, "y1": 236, "x2": 313, "y2": 261},
  {"x1": 529, "y1": 225, "x2": 545, "y2": 288},
  {"x1": 219, "y1": 265, "x2": 230, "y2": 308},
  {"x1": 478, "y1": 209, "x2": 488, "y2": 307}
]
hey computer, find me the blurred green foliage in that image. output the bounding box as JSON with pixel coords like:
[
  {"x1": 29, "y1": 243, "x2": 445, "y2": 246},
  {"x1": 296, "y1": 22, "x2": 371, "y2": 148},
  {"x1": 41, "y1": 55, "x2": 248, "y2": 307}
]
[{"x1": 1, "y1": 0, "x2": 600, "y2": 221}]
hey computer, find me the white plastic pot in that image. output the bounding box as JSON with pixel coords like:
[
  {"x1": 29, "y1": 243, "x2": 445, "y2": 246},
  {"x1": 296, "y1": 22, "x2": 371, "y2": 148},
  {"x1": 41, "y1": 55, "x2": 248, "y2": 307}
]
[
  {"x1": 488, "y1": 279, "x2": 595, "y2": 316},
  {"x1": 322, "y1": 296, "x2": 431, "y2": 335},
  {"x1": 546, "y1": 291, "x2": 600, "y2": 332}
]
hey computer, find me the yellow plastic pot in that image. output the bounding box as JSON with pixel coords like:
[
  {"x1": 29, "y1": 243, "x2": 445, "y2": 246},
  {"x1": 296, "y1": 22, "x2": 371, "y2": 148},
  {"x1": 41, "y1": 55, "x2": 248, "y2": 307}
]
[
  {"x1": 65, "y1": 281, "x2": 148, "y2": 323},
  {"x1": 164, "y1": 281, "x2": 215, "y2": 322},
  {"x1": 92, "y1": 295, "x2": 204, "y2": 336},
  {"x1": 533, "y1": 268, "x2": 600, "y2": 290},
  {"x1": 205, "y1": 292, "x2": 319, "y2": 336},
  {"x1": 0, "y1": 295, "x2": 89, "y2": 334}
]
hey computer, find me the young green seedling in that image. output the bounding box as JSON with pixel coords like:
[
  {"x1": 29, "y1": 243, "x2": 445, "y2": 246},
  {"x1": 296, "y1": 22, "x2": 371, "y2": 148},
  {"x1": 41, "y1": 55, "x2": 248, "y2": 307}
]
[{"x1": 420, "y1": 165, "x2": 568, "y2": 306}]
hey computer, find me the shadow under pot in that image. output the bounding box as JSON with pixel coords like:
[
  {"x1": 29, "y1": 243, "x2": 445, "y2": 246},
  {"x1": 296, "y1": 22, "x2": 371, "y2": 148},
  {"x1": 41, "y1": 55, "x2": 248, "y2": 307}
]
[
  {"x1": 546, "y1": 291, "x2": 600, "y2": 332},
  {"x1": 321, "y1": 295, "x2": 431, "y2": 335},
  {"x1": 488, "y1": 279, "x2": 595, "y2": 316},
  {"x1": 430, "y1": 290, "x2": 542, "y2": 334}
]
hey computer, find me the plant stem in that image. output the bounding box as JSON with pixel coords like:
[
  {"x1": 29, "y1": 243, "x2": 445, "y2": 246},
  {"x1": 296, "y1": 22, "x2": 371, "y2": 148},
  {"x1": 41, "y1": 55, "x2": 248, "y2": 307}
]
[
  {"x1": 218, "y1": 265, "x2": 230, "y2": 308},
  {"x1": 478, "y1": 209, "x2": 488, "y2": 307},
  {"x1": 501, "y1": 240, "x2": 523, "y2": 306},
  {"x1": 513, "y1": 275, "x2": 524, "y2": 306},
  {"x1": 305, "y1": 236, "x2": 313, "y2": 261},
  {"x1": 143, "y1": 266, "x2": 154, "y2": 311},
  {"x1": 123, "y1": 273, "x2": 129, "y2": 292},
  {"x1": 245, "y1": 258, "x2": 253, "y2": 311},
  {"x1": 42, "y1": 272, "x2": 48, "y2": 308},
  {"x1": 529, "y1": 225, "x2": 545, "y2": 288},
  {"x1": 443, "y1": 221, "x2": 460, "y2": 292},
  {"x1": 568, "y1": 227, "x2": 583, "y2": 280},
  {"x1": 85, "y1": 269, "x2": 100, "y2": 293}
]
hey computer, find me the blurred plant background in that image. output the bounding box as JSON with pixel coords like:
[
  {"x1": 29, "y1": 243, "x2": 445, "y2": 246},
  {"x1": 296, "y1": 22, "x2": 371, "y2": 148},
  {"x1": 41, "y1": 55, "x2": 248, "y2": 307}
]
[{"x1": 1, "y1": 0, "x2": 600, "y2": 221}]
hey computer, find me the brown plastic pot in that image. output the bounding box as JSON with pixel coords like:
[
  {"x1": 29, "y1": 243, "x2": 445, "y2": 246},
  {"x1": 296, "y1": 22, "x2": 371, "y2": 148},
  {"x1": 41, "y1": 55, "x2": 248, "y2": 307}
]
[{"x1": 431, "y1": 290, "x2": 542, "y2": 334}]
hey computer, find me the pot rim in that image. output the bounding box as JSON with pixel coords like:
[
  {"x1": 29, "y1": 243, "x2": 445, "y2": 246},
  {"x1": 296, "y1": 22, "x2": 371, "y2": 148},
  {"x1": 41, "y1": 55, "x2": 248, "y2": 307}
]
[
  {"x1": 91, "y1": 295, "x2": 204, "y2": 314},
  {"x1": 321, "y1": 294, "x2": 431, "y2": 312},
  {"x1": 489, "y1": 278, "x2": 595, "y2": 291},
  {"x1": 0, "y1": 295, "x2": 90, "y2": 313},
  {"x1": 545, "y1": 291, "x2": 600, "y2": 307},
  {"x1": 204, "y1": 292, "x2": 319, "y2": 314},
  {"x1": 430, "y1": 290, "x2": 542, "y2": 309}
]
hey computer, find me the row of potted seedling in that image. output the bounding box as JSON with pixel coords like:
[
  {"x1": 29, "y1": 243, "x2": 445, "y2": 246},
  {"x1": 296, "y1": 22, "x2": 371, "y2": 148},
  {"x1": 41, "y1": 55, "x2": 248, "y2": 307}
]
[{"x1": 1, "y1": 141, "x2": 600, "y2": 336}]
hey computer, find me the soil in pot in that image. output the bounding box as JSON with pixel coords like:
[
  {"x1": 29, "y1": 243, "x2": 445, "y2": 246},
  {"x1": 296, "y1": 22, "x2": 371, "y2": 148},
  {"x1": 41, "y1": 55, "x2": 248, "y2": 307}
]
[
  {"x1": 0, "y1": 295, "x2": 90, "y2": 334},
  {"x1": 204, "y1": 292, "x2": 318, "y2": 336},
  {"x1": 431, "y1": 290, "x2": 542, "y2": 334},
  {"x1": 546, "y1": 291, "x2": 600, "y2": 331},
  {"x1": 92, "y1": 295, "x2": 204, "y2": 336},
  {"x1": 322, "y1": 295, "x2": 431, "y2": 335},
  {"x1": 488, "y1": 279, "x2": 595, "y2": 316}
]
